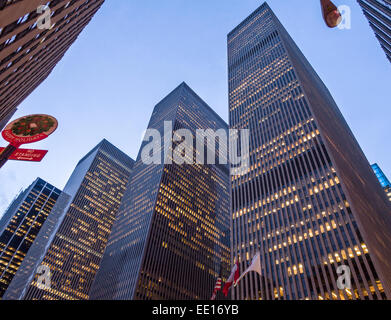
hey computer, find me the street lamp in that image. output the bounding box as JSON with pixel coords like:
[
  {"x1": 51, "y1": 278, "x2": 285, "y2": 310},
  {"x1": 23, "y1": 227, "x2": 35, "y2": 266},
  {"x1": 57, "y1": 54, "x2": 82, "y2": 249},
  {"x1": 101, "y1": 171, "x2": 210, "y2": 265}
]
[{"x1": 320, "y1": 0, "x2": 343, "y2": 28}]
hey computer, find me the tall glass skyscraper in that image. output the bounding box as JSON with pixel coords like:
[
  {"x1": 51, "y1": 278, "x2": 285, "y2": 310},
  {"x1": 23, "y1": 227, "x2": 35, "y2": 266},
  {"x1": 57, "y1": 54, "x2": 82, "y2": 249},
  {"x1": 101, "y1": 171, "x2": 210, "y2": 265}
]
[
  {"x1": 358, "y1": 0, "x2": 391, "y2": 64},
  {"x1": 0, "y1": 178, "x2": 62, "y2": 298},
  {"x1": 372, "y1": 163, "x2": 391, "y2": 202},
  {"x1": 3, "y1": 139, "x2": 134, "y2": 300},
  {"x1": 228, "y1": 3, "x2": 391, "y2": 300},
  {"x1": 90, "y1": 82, "x2": 230, "y2": 300},
  {"x1": 371, "y1": 163, "x2": 391, "y2": 188}
]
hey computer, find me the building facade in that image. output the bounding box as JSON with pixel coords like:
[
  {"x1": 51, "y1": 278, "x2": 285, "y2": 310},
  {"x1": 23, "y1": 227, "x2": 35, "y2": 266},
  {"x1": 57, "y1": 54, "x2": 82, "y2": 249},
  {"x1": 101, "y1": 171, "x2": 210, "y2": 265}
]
[
  {"x1": 90, "y1": 83, "x2": 231, "y2": 300},
  {"x1": 386, "y1": 186, "x2": 391, "y2": 202},
  {"x1": 0, "y1": 0, "x2": 105, "y2": 130},
  {"x1": 3, "y1": 139, "x2": 134, "y2": 300},
  {"x1": 0, "y1": 178, "x2": 62, "y2": 298},
  {"x1": 372, "y1": 163, "x2": 391, "y2": 202},
  {"x1": 372, "y1": 163, "x2": 391, "y2": 188},
  {"x1": 357, "y1": 0, "x2": 391, "y2": 63},
  {"x1": 228, "y1": 3, "x2": 391, "y2": 300}
]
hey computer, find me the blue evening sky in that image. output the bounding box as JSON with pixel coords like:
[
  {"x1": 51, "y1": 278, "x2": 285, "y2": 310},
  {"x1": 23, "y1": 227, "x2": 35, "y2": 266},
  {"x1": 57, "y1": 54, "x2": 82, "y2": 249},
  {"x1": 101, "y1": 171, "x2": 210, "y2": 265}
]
[{"x1": 0, "y1": 0, "x2": 390, "y2": 215}]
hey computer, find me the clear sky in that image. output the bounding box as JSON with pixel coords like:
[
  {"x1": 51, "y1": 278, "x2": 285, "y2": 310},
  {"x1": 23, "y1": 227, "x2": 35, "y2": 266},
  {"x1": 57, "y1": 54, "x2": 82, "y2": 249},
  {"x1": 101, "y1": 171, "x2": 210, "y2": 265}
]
[{"x1": 0, "y1": 0, "x2": 390, "y2": 216}]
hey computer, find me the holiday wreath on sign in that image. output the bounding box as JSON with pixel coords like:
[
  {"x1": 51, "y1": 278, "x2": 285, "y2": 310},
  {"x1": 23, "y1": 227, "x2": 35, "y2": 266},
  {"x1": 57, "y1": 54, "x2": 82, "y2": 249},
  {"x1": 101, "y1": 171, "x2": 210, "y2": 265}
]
[{"x1": 11, "y1": 115, "x2": 56, "y2": 137}]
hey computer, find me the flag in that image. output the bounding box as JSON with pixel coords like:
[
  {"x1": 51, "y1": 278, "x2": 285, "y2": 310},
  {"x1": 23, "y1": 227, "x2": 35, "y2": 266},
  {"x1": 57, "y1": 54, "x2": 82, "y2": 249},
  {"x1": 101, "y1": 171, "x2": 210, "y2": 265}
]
[
  {"x1": 210, "y1": 277, "x2": 222, "y2": 300},
  {"x1": 235, "y1": 252, "x2": 262, "y2": 286},
  {"x1": 222, "y1": 261, "x2": 240, "y2": 296}
]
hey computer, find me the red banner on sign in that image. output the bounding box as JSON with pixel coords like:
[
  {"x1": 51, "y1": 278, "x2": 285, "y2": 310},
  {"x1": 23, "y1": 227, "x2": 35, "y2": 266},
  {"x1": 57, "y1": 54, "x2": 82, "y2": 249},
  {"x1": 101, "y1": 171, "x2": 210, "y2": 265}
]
[{"x1": 0, "y1": 148, "x2": 48, "y2": 162}]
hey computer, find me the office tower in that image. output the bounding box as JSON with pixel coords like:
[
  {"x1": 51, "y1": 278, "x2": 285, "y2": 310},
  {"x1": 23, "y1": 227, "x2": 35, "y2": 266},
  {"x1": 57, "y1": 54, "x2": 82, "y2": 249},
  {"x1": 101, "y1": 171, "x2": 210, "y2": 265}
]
[
  {"x1": 0, "y1": 0, "x2": 105, "y2": 130},
  {"x1": 0, "y1": 178, "x2": 62, "y2": 298},
  {"x1": 228, "y1": 3, "x2": 391, "y2": 300},
  {"x1": 372, "y1": 163, "x2": 391, "y2": 188},
  {"x1": 3, "y1": 139, "x2": 134, "y2": 300},
  {"x1": 372, "y1": 163, "x2": 391, "y2": 202},
  {"x1": 90, "y1": 82, "x2": 230, "y2": 300},
  {"x1": 357, "y1": 0, "x2": 391, "y2": 63}
]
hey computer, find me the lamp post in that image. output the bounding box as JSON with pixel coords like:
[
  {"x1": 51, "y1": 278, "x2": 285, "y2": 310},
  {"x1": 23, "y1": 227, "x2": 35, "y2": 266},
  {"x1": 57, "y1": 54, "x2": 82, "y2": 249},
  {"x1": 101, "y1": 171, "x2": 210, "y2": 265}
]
[
  {"x1": 320, "y1": 0, "x2": 343, "y2": 28},
  {"x1": 0, "y1": 144, "x2": 17, "y2": 169}
]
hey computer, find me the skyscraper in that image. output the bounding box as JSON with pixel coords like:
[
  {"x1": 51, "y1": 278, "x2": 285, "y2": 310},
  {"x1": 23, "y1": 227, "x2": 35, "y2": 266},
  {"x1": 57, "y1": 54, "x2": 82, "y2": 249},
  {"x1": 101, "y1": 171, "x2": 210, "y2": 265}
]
[
  {"x1": 3, "y1": 139, "x2": 134, "y2": 300},
  {"x1": 0, "y1": 0, "x2": 105, "y2": 130},
  {"x1": 372, "y1": 163, "x2": 391, "y2": 202},
  {"x1": 90, "y1": 82, "x2": 230, "y2": 300},
  {"x1": 228, "y1": 3, "x2": 391, "y2": 300},
  {"x1": 357, "y1": 0, "x2": 391, "y2": 64},
  {"x1": 371, "y1": 163, "x2": 391, "y2": 188},
  {"x1": 0, "y1": 178, "x2": 63, "y2": 298}
]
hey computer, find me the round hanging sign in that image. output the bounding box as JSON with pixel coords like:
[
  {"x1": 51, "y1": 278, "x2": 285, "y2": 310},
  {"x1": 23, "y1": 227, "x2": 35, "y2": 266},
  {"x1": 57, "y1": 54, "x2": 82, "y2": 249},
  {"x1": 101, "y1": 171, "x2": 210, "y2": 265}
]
[{"x1": 2, "y1": 114, "x2": 58, "y2": 147}]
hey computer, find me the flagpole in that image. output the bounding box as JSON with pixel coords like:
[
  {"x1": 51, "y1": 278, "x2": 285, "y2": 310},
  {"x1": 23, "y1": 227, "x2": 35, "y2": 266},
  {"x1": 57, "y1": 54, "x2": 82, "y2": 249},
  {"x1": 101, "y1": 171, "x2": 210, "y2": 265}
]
[
  {"x1": 234, "y1": 271, "x2": 246, "y2": 287},
  {"x1": 234, "y1": 253, "x2": 247, "y2": 287},
  {"x1": 234, "y1": 251, "x2": 262, "y2": 287}
]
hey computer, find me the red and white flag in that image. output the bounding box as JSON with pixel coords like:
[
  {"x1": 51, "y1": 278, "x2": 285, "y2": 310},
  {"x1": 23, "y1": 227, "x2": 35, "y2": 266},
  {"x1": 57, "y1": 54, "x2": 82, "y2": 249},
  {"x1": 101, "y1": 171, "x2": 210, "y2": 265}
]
[
  {"x1": 235, "y1": 252, "x2": 262, "y2": 286},
  {"x1": 210, "y1": 277, "x2": 222, "y2": 300},
  {"x1": 222, "y1": 261, "x2": 240, "y2": 296}
]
